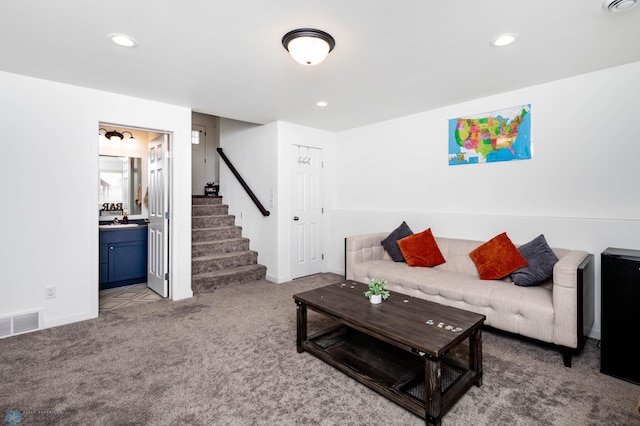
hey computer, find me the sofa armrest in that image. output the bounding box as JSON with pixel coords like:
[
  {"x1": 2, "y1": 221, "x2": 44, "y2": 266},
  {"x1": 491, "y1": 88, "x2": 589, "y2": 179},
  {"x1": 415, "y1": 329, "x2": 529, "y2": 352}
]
[
  {"x1": 345, "y1": 232, "x2": 389, "y2": 280},
  {"x1": 552, "y1": 250, "x2": 594, "y2": 352}
]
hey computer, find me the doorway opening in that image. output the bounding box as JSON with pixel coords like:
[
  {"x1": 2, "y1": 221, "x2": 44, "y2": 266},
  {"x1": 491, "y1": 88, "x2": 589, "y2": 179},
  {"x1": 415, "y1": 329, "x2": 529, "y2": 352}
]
[
  {"x1": 98, "y1": 124, "x2": 171, "y2": 312},
  {"x1": 191, "y1": 112, "x2": 220, "y2": 196}
]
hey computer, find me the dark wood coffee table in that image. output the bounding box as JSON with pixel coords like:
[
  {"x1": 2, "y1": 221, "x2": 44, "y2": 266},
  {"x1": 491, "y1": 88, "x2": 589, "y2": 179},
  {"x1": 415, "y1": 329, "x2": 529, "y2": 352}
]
[{"x1": 293, "y1": 280, "x2": 485, "y2": 426}]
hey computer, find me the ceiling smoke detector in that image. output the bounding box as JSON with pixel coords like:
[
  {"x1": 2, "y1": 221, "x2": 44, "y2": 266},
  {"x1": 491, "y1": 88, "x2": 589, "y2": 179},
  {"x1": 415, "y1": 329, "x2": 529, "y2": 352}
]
[{"x1": 603, "y1": 0, "x2": 638, "y2": 12}]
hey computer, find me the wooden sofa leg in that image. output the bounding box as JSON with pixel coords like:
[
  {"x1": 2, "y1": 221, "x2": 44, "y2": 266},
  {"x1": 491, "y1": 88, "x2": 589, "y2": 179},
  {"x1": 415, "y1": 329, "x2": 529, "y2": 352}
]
[{"x1": 562, "y1": 348, "x2": 572, "y2": 368}]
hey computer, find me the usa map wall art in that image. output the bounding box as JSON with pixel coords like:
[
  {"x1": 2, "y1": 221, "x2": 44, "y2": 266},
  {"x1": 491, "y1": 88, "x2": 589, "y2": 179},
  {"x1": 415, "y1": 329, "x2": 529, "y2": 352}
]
[{"x1": 448, "y1": 104, "x2": 531, "y2": 166}]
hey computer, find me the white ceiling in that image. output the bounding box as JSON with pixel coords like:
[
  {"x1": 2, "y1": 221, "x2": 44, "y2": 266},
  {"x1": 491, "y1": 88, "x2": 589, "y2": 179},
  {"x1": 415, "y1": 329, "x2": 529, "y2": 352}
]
[{"x1": 1, "y1": 0, "x2": 639, "y2": 131}]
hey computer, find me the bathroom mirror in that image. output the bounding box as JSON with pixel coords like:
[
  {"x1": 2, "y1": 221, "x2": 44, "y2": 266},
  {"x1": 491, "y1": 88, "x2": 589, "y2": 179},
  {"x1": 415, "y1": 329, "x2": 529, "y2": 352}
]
[{"x1": 99, "y1": 155, "x2": 143, "y2": 217}]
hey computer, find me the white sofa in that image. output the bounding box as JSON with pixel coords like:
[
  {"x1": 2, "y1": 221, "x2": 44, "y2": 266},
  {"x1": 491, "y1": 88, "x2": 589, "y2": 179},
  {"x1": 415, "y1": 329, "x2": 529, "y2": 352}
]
[{"x1": 345, "y1": 232, "x2": 595, "y2": 367}]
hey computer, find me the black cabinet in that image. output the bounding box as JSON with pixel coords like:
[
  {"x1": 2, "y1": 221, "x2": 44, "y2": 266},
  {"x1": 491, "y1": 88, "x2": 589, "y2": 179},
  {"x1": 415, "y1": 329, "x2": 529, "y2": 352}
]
[
  {"x1": 99, "y1": 226, "x2": 148, "y2": 290},
  {"x1": 600, "y1": 247, "x2": 640, "y2": 385}
]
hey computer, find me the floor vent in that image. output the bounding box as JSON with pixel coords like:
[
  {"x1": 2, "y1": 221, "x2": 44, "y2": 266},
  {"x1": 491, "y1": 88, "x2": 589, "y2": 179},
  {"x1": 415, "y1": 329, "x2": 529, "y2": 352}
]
[{"x1": 0, "y1": 310, "x2": 42, "y2": 338}]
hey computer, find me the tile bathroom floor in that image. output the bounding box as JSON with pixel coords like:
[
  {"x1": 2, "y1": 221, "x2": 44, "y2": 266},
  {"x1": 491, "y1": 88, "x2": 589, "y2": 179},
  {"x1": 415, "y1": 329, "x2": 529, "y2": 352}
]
[{"x1": 99, "y1": 283, "x2": 163, "y2": 312}]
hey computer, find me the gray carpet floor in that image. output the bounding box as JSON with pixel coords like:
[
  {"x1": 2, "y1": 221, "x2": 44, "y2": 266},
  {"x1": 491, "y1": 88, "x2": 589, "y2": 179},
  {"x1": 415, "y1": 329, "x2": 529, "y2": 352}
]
[{"x1": 1, "y1": 273, "x2": 639, "y2": 425}]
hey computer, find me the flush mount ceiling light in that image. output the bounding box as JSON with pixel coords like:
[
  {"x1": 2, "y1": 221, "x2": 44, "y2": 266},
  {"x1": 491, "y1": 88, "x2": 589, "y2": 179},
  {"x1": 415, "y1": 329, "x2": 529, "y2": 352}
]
[
  {"x1": 282, "y1": 28, "x2": 335, "y2": 66},
  {"x1": 99, "y1": 128, "x2": 135, "y2": 143},
  {"x1": 108, "y1": 33, "x2": 138, "y2": 48},
  {"x1": 491, "y1": 33, "x2": 518, "y2": 47},
  {"x1": 603, "y1": 0, "x2": 638, "y2": 12}
]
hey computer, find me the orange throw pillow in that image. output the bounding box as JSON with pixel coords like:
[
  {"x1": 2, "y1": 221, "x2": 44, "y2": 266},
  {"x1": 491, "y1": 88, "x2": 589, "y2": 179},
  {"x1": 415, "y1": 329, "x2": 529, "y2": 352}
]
[
  {"x1": 397, "y1": 228, "x2": 446, "y2": 267},
  {"x1": 469, "y1": 232, "x2": 528, "y2": 280}
]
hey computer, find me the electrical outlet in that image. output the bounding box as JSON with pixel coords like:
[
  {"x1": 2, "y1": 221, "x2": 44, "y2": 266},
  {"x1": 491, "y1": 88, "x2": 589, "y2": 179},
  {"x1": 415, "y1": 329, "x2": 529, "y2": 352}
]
[{"x1": 45, "y1": 286, "x2": 56, "y2": 299}]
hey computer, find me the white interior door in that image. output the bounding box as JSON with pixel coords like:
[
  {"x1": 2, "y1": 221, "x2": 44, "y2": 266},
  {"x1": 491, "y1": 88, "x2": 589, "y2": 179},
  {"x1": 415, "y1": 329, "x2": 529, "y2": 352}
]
[
  {"x1": 291, "y1": 145, "x2": 323, "y2": 279},
  {"x1": 191, "y1": 124, "x2": 206, "y2": 195},
  {"x1": 147, "y1": 134, "x2": 169, "y2": 297}
]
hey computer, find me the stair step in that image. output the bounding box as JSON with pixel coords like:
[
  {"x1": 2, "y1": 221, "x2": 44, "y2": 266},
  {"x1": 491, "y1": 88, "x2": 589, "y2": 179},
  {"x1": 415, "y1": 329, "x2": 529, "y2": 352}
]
[
  {"x1": 192, "y1": 226, "x2": 243, "y2": 242},
  {"x1": 192, "y1": 196, "x2": 222, "y2": 205},
  {"x1": 192, "y1": 264, "x2": 267, "y2": 293},
  {"x1": 190, "y1": 196, "x2": 267, "y2": 294},
  {"x1": 192, "y1": 238, "x2": 251, "y2": 257},
  {"x1": 192, "y1": 251, "x2": 258, "y2": 274},
  {"x1": 192, "y1": 215, "x2": 236, "y2": 229},
  {"x1": 192, "y1": 204, "x2": 229, "y2": 216}
]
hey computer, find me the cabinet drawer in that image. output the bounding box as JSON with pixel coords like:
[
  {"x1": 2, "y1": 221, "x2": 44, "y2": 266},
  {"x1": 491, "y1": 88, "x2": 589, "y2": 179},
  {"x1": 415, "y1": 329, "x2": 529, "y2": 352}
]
[{"x1": 100, "y1": 227, "x2": 147, "y2": 244}]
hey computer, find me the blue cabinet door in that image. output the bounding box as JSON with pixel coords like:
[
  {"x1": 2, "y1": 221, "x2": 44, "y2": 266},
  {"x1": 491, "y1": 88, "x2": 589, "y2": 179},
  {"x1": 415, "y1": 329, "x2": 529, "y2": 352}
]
[
  {"x1": 100, "y1": 227, "x2": 148, "y2": 289},
  {"x1": 108, "y1": 240, "x2": 148, "y2": 283}
]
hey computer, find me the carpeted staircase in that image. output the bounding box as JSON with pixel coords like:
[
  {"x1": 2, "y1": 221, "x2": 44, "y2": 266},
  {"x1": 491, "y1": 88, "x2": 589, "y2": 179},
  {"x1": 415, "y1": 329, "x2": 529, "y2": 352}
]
[{"x1": 191, "y1": 196, "x2": 266, "y2": 292}]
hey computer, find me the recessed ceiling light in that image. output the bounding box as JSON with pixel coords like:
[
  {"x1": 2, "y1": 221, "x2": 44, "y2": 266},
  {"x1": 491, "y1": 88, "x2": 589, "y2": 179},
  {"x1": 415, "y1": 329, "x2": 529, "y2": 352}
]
[
  {"x1": 108, "y1": 33, "x2": 138, "y2": 48},
  {"x1": 316, "y1": 101, "x2": 328, "y2": 107},
  {"x1": 491, "y1": 33, "x2": 518, "y2": 47}
]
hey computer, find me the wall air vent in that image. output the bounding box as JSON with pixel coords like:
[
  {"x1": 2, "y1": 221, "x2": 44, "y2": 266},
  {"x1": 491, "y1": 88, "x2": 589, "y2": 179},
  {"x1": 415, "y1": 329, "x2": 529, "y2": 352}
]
[
  {"x1": 0, "y1": 310, "x2": 42, "y2": 338},
  {"x1": 603, "y1": 0, "x2": 638, "y2": 12}
]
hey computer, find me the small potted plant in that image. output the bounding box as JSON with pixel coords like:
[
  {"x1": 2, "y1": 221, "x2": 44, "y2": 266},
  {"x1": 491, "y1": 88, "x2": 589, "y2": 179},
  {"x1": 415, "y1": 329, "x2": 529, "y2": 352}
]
[{"x1": 364, "y1": 278, "x2": 390, "y2": 304}]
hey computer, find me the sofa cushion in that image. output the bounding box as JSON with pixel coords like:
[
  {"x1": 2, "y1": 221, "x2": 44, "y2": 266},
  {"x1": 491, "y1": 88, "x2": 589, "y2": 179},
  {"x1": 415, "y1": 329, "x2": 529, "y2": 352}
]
[
  {"x1": 397, "y1": 228, "x2": 446, "y2": 267},
  {"x1": 351, "y1": 262, "x2": 555, "y2": 343},
  {"x1": 433, "y1": 237, "x2": 483, "y2": 276},
  {"x1": 381, "y1": 221, "x2": 413, "y2": 262},
  {"x1": 511, "y1": 234, "x2": 559, "y2": 287},
  {"x1": 469, "y1": 232, "x2": 528, "y2": 280}
]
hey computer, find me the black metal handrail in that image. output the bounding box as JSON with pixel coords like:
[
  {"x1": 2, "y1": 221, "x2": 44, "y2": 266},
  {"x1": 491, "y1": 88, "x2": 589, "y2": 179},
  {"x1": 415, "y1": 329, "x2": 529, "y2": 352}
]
[{"x1": 216, "y1": 148, "x2": 270, "y2": 217}]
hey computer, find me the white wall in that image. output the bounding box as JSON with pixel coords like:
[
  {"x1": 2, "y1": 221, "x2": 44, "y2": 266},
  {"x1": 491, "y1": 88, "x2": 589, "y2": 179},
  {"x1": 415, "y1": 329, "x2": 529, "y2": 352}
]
[
  {"x1": 218, "y1": 119, "x2": 279, "y2": 280},
  {"x1": 0, "y1": 71, "x2": 193, "y2": 333},
  {"x1": 218, "y1": 119, "x2": 336, "y2": 283},
  {"x1": 327, "y1": 61, "x2": 640, "y2": 340}
]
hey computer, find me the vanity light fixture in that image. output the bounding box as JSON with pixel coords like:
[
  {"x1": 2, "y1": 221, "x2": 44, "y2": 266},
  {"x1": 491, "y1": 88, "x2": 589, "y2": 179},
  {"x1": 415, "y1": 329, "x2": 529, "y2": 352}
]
[
  {"x1": 491, "y1": 33, "x2": 518, "y2": 47},
  {"x1": 282, "y1": 28, "x2": 335, "y2": 66},
  {"x1": 99, "y1": 128, "x2": 136, "y2": 144}
]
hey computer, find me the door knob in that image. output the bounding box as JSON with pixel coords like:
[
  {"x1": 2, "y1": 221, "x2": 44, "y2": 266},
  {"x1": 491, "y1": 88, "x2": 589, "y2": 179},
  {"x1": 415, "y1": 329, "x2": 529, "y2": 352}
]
[{"x1": 293, "y1": 216, "x2": 299, "y2": 221}]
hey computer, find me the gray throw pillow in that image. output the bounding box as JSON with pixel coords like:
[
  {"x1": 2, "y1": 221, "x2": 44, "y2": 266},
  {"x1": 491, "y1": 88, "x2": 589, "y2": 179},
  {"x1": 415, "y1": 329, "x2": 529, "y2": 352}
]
[
  {"x1": 381, "y1": 221, "x2": 413, "y2": 262},
  {"x1": 511, "y1": 234, "x2": 559, "y2": 287}
]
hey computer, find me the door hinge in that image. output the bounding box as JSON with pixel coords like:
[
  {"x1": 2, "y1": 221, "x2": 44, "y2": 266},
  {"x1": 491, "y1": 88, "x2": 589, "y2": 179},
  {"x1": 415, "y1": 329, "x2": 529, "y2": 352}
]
[
  {"x1": 164, "y1": 211, "x2": 170, "y2": 220},
  {"x1": 164, "y1": 273, "x2": 169, "y2": 281}
]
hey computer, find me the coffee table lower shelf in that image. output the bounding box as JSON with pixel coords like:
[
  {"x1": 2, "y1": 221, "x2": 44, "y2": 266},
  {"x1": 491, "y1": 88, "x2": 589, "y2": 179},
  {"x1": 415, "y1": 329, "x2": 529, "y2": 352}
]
[{"x1": 302, "y1": 325, "x2": 477, "y2": 424}]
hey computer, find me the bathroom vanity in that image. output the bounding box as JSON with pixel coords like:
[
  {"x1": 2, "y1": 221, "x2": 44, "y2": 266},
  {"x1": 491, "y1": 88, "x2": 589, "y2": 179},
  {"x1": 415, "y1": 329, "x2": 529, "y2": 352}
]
[{"x1": 99, "y1": 224, "x2": 148, "y2": 289}]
